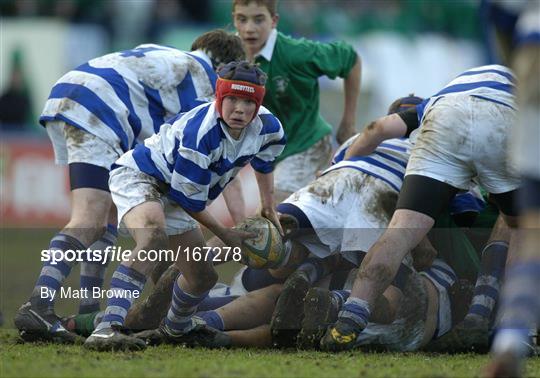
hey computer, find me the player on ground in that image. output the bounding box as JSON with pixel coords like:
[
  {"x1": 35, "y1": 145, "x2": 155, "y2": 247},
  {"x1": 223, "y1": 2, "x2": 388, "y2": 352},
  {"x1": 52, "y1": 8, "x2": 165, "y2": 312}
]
[
  {"x1": 485, "y1": 3, "x2": 540, "y2": 376},
  {"x1": 231, "y1": 0, "x2": 361, "y2": 202},
  {"x1": 83, "y1": 61, "x2": 286, "y2": 351},
  {"x1": 319, "y1": 64, "x2": 521, "y2": 352},
  {"x1": 14, "y1": 29, "x2": 245, "y2": 343}
]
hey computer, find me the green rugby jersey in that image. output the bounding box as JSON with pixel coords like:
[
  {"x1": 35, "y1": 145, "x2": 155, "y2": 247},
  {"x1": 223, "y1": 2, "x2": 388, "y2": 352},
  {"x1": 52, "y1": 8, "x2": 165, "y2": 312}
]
[{"x1": 255, "y1": 31, "x2": 357, "y2": 162}]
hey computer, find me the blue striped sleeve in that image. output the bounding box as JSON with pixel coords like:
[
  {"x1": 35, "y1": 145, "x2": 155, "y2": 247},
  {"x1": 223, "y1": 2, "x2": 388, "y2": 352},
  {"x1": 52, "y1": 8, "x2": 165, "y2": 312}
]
[
  {"x1": 250, "y1": 157, "x2": 274, "y2": 173},
  {"x1": 259, "y1": 114, "x2": 282, "y2": 135}
]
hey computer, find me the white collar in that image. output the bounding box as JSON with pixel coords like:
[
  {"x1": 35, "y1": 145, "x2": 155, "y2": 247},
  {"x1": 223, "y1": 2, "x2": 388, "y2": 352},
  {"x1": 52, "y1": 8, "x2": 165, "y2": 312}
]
[
  {"x1": 255, "y1": 29, "x2": 277, "y2": 61},
  {"x1": 191, "y1": 49, "x2": 213, "y2": 68}
]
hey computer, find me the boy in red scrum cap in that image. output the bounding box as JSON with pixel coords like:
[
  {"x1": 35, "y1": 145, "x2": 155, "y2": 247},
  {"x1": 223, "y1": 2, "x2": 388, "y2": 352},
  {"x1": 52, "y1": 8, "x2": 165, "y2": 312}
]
[{"x1": 84, "y1": 61, "x2": 286, "y2": 351}]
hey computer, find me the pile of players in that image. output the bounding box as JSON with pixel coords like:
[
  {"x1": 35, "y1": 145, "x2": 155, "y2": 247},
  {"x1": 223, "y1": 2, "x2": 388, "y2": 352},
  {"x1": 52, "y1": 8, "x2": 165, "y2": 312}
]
[{"x1": 14, "y1": 1, "x2": 539, "y2": 377}]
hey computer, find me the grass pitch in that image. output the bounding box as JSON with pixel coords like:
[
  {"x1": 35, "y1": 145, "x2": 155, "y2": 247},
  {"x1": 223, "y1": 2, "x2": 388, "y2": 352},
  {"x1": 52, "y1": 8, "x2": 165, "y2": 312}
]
[
  {"x1": 3, "y1": 329, "x2": 539, "y2": 378},
  {"x1": 1, "y1": 229, "x2": 539, "y2": 377}
]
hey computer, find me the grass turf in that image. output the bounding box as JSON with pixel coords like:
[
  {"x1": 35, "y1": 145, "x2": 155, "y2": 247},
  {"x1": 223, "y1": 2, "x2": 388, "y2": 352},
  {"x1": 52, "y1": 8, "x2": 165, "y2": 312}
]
[
  {"x1": 3, "y1": 330, "x2": 540, "y2": 378},
  {"x1": 2, "y1": 229, "x2": 539, "y2": 377}
]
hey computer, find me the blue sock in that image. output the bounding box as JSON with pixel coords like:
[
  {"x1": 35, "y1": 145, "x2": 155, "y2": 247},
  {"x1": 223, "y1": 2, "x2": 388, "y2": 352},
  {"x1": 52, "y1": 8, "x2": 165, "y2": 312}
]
[
  {"x1": 165, "y1": 278, "x2": 208, "y2": 335},
  {"x1": 196, "y1": 310, "x2": 225, "y2": 331},
  {"x1": 330, "y1": 290, "x2": 350, "y2": 308},
  {"x1": 468, "y1": 241, "x2": 508, "y2": 320},
  {"x1": 241, "y1": 267, "x2": 284, "y2": 292},
  {"x1": 492, "y1": 262, "x2": 540, "y2": 356},
  {"x1": 338, "y1": 297, "x2": 371, "y2": 330},
  {"x1": 297, "y1": 257, "x2": 328, "y2": 284},
  {"x1": 30, "y1": 233, "x2": 85, "y2": 315},
  {"x1": 95, "y1": 264, "x2": 146, "y2": 331},
  {"x1": 79, "y1": 225, "x2": 117, "y2": 314}
]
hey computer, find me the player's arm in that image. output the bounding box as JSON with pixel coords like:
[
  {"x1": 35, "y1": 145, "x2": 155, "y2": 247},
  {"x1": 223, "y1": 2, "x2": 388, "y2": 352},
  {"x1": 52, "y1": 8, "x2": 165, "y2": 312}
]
[
  {"x1": 254, "y1": 170, "x2": 284, "y2": 236},
  {"x1": 344, "y1": 108, "x2": 418, "y2": 159},
  {"x1": 222, "y1": 178, "x2": 246, "y2": 225},
  {"x1": 337, "y1": 55, "x2": 361, "y2": 144}
]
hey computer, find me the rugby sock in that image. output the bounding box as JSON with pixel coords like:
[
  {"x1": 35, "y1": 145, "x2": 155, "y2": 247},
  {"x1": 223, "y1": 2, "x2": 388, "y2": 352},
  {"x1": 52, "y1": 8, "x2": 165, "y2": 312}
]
[
  {"x1": 338, "y1": 297, "x2": 371, "y2": 330},
  {"x1": 467, "y1": 241, "x2": 508, "y2": 322},
  {"x1": 330, "y1": 290, "x2": 350, "y2": 308},
  {"x1": 196, "y1": 310, "x2": 225, "y2": 331},
  {"x1": 94, "y1": 264, "x2": 146, "y2": 331},
  {"x1": 297, "y1": 257, "x2": 329, "y2": 284},
  {"x1": 492, "y1": 262, "x2": 540, "y2": 357},
  {"x1": 79, "y1": 225, "x2": 117, "y2": 314},
  {"x1": 241, "y1": 267, "x2": 284, "y2": 292},
  {"x1": 165, "y1": 278, "x2": 209, "y2": 335},
  {"x1": 30, "y1": 233, "x2": 85, "y2": 316}
]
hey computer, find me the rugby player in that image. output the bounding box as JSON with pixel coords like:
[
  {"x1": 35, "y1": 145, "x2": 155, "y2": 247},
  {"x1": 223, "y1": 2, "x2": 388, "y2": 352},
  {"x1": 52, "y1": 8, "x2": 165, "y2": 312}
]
[
  {"x1": 320, "y1": 64, "x2": 522, "y2": 352},
  {"x1": 14, "y1": 29, "x2": 245, "y2": 343},
  {"x1": 83, "y1": 61, "x2": 286, "y2": 351},
  {"x1": 486, "y1": 3, "x2": 540, "y2": 376}
]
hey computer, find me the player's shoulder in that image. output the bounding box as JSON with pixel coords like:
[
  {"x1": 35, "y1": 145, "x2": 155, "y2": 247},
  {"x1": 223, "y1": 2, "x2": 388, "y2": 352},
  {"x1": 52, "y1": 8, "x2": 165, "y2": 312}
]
[{"x1": 256, "y1": 106, "x2": 283, "y2": 133}]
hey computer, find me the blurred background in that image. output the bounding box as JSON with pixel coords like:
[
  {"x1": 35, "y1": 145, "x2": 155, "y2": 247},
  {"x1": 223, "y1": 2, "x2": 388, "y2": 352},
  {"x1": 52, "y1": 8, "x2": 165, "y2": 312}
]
[{"x1": 0, "y1": 0, "x2": 525, "y2": 227}]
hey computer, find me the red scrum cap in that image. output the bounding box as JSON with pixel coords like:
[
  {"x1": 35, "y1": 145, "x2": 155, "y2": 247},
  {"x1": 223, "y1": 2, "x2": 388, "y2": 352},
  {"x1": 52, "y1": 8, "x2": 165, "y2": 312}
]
[{"x1": 215, "y1": 61, "x2": 267, "y2": 120}]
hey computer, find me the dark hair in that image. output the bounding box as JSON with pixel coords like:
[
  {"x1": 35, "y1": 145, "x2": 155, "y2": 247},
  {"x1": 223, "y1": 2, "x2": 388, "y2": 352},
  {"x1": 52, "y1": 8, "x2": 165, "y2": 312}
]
[
  {"x1": 217, "y1": 60, "x2": 267, "y2": 86},
  {"x1": 191, "y1": 29, "x2": 245, "y2": 69},
  {"x1": 232, "y1": 0, "x2": 278, "y2": 16},
  {"x1": 387, "y1": 93, "x2": 424, "y2": 115}
]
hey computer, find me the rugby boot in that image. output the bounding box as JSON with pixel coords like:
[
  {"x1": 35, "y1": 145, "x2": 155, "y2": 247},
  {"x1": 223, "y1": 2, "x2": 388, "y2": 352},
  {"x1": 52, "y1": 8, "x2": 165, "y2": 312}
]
[
  {"x1": 320, "y1": 318, "x2": 360, "y2": 352},
  {"x1": 297, "y1": 288, "x2": 339, "y2": 350},
  {"x1": 84, "y1": 325, "x2": 146, "y2": 351},
  {"x1": 14, "y1": 302, "x2": 84, "y2": 344},
  {"x1": 270, "y1": 270, "x2": 311, "y2": 348},
  {"x1": 134, "y1": 319, "x2": 231, "y2": 348}
]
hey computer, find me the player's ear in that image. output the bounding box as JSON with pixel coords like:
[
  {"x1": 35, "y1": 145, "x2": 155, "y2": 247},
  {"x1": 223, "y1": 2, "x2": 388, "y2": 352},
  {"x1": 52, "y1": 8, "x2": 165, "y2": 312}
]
[{"x1": 271, "y1": 13, "x2": 279, "y2": 29}]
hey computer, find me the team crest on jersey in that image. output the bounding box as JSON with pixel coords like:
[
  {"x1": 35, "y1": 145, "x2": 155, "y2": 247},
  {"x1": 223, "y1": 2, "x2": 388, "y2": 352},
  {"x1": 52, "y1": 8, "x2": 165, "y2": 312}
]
[{"x1": 272, "y1": 76, "x2": 289, "y2": 95}]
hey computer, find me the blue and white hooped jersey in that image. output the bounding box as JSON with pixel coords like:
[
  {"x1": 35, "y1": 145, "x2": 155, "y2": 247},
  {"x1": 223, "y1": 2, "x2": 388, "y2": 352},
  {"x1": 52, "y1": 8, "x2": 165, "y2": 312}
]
[
  {"x1": 115, "y1": 102, "x2": 286, "y2": 212},
  {"x1": 39, "y1": 45, "x2": 217, "y2": 154},
  {"x1": 416, "y1": 64, "x2": 516, "y2": 121},
  {"x1": 326, "y1": 135, "x2": 411, "y2": 193}
]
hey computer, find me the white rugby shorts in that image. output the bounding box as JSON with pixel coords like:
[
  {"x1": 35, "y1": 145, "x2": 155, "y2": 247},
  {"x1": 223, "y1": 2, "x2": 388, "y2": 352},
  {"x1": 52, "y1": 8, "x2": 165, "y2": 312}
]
[
  {"x1": 407, "y1": 96, "x2": 521, "y2": 194},
  {"x1": 281, "y1": 168, "x2": 402, "y2": 266},
  {"x1": 46, "y1": 121, "x2": 120, "y2": 170},
  {"x1": 109, "y1": 166, "x2": 198, "y2": 235}
]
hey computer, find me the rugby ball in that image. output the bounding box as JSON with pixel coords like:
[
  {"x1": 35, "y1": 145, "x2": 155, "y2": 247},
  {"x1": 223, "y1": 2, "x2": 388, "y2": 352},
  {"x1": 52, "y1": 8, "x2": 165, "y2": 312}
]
[{"x1": 236, "y1": 216, "x2": 285, "y2": 269}]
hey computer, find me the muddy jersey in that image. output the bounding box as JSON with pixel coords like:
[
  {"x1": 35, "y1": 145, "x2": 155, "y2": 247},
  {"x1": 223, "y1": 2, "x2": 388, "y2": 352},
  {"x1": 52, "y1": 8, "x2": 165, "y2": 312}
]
[
  {"x1": 328, "y1": 136, "x2": 411, "y2": 193},
  {"x1": 39, "y1": 45, "x2": 216, "y2": 154}
]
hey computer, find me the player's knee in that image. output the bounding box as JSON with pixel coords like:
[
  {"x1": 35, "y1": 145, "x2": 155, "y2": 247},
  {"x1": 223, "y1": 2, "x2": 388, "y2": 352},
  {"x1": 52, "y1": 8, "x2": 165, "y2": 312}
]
[
  {"x1": 188, "y1": 268, "x2": 218, "y2": 292},
  {"x1": 138, "y1": 227, "x2": 168, "y2": 251}
]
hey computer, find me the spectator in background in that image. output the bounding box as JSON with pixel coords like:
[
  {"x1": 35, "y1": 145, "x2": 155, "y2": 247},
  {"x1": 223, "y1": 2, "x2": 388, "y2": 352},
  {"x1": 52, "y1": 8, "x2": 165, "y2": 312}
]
[{"x1": 0, "y1": 48, "x2": 32, "y2": 131}]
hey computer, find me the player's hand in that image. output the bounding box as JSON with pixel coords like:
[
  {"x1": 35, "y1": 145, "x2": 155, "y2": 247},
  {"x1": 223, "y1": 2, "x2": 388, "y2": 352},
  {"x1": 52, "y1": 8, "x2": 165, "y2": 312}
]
[
  {"x1": 220, "y1": 228, "x2": 257, "y2": 249},
  {"x1": 336, "y1": 119, "x2": 356, "y2": 145},
  {"x1": 261, "y1": 207, "x2": 284, "y2": 237}
]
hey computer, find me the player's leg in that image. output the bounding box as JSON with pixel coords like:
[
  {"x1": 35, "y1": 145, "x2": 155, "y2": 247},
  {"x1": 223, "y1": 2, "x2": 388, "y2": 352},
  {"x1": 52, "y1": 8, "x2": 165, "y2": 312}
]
[
  {"x1": 464, "y1": 214, "x2": 511, "y2": 328},
  {"x1": 15, "y1": 124, "x2": 115, "y2": 343},
  {"x1": 198, "y1": 284, "x2": 282, "y2": 332},
  {"x1": 84, "y1": 166, "x2": 171, "y2": 350}
]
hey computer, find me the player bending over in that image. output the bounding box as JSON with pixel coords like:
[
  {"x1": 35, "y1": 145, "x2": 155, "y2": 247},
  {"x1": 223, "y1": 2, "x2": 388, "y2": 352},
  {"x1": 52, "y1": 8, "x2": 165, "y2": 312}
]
[
  {"x1": 83, "y1": 61, "x2": 285, "y2": 351},
  {"x1": 320, "y1": 64, "x2": 522, "y2": 352},
  {"x1": 14, "y1": 30, "x2": 245, "y2": 344}
]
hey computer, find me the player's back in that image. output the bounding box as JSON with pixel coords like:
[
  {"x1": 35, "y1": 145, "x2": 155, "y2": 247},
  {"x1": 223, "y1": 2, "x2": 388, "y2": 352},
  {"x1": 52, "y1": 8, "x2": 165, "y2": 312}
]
[
  {"x1": 40, "y1": 44, "x2": 217, "y2": 154},
  {"x1": 326, "y1": 137, "x2": 411, "y2": 193},
  {"x1": 417, "y1": 65, "x2": 516, "y2": 121}
]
